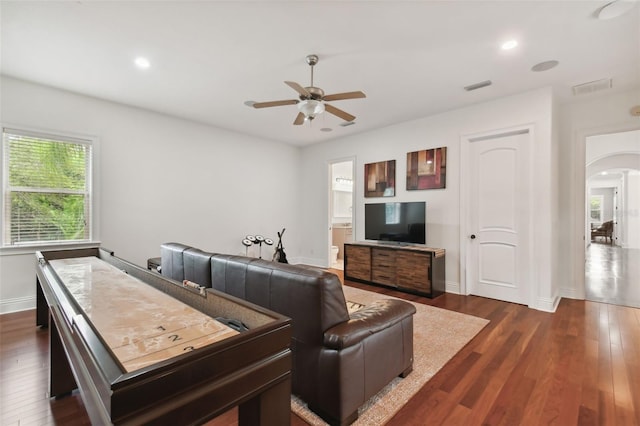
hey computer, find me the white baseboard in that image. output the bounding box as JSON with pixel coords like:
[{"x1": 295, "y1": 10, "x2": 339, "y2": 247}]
[
  {"x1": 0, "y1": 295, "x2": 36, "y2": 315},
  {"x1": 559, "y1": 286, "x2": 584, "y2": 300},
  {"x1": 293, "y1": 257, "x2": 326, "y2": 268},
  {"x1": 534, "y1": 295, "x2": 560, "y2": 313},
  {"x1": 445, "y1": 281, "x2": 461, "y2": 294}
]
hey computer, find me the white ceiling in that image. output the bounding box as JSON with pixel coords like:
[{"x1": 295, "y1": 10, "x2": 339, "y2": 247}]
[{"x1": 2, "y1": 1, "x2": 639, "y2": 146}]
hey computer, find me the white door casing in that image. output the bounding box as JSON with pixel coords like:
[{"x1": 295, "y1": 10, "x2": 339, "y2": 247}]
[
  {"x1": 461, "y1": 127, "x2": 532, "y2": 305},
  {"x1": 327, "y1": 157, "x2": 355, "y2": 268}
]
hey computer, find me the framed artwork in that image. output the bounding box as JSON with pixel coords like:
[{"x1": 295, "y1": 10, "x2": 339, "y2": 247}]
[
  {"x1": 406, "y1": 147, "x2": 447, "y2": 190},
  {"x1": 364, "y1": 160, "x2": 395, "y2": 197}
]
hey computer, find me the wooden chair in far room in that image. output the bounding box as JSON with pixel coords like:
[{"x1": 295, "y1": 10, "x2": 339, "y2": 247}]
[{"x1": 591, "y1": 220, "x2": 614, "y2": 244}]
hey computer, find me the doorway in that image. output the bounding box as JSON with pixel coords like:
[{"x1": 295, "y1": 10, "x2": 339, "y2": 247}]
[
  {"x1": 584, "y1": 130, "x2": 640, "y2": 308},
  {"x1": 328, "y1": 159, "x2": 354, "y2": 270}
]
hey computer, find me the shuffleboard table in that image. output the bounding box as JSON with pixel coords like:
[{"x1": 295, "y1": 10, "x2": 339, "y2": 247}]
[{"x1": 36, "y1": 247, "x2": 292, "y2": 425}]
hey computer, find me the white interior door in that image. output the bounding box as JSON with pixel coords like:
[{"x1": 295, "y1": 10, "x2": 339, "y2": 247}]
[{"x1": 466, "y1": 130, "x2": 531, "y2": 305}]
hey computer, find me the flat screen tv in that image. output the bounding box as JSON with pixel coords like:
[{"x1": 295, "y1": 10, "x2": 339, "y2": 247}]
[{"x1": 364, "y1": 202, "x2": 426, "y2": 245}]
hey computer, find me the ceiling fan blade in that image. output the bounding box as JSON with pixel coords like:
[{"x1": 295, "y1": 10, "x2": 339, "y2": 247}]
[
  {"x1": 324, "y1": 103, "x2": 356, "y2": 122},
  {"x1": 293, "y1": 112, "x2": 305, "y2": 125},
  {"x1": 285, "y1": 81, "x2": 311, "y2": 98},
  {"x1": 253, "y1": 99, "x2": 298, "y2": 108},
  {"x1": 323, "y1": 91, "x2": 366, "y2": 101}
]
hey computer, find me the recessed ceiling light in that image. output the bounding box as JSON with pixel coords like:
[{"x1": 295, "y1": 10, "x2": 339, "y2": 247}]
[
  {"x1": 320, "y1": 127, "x2": 333, "y2": 132},
  {"x1": 601, "y1": 171, "x2": 608, "y2": 175},
  {"x1": 134, "y1": 57, "x2": 150, "y2": 69},
  {"x1": 531, "y1": 60, "x2": 559, "y2": 72},
  {"x1": 501, "y1": 39, "x2": 518, "y2": 50}
]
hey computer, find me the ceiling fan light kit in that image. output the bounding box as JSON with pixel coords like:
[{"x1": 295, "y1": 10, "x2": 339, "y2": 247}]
[
  {"x1": 250, "y1": 54, "x2": 366, "y2": 126},
  {"x1": 298, "y1": 99, "x2": 325, "y2": 120}
]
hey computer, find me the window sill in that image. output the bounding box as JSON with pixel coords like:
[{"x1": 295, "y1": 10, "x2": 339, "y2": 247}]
[{"x1": 0, "y1": 241, "x2": 101, "y2": 257}]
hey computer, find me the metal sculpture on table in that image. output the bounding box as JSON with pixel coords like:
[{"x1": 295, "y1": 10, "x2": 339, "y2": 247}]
[
  {"x1": 242, "y1": 235, "x2": 273, "y2": 258},
  {"x1": 273, "y1": 229, "x2": 288, "y2": 264}
]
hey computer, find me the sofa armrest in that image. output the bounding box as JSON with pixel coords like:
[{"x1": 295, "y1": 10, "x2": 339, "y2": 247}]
[{"x1": 323, "y1": 299, "x2": 416, "y2": 350}]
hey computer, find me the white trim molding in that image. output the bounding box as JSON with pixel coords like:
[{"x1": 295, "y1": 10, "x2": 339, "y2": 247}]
[
  {"x1": 559, "y1": 286, "x2": 583, "y2": 301},
  {"x1": 445, "y1": 280, "x2": 461, "y2": 294},
  {"x1": 0, "y1": 295, "x2": 36, "y2": 314},
  {"x1": 534, "y1": 295, "x2": 561, "y2": 313}
]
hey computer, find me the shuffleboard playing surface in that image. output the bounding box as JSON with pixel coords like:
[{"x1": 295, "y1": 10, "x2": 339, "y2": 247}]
[{"x1": 50, "y1": 256, "x2": 239, "y2": 372}]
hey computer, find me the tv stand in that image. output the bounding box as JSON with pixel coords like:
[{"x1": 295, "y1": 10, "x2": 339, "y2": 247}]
[{"x1": 344, "y1": 242, "x2": 445, "y2": 298}]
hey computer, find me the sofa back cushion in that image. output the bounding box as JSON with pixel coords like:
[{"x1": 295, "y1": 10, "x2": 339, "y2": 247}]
[
  {"x1": 160, "y1": 242, "x2": 191, "y2": 281},
  {"x1": 210, "y1": 255, "x2": 350, "y2": 343},
  {"x1": 183, "y1": 248, "x2": 215, "y2": 287}
]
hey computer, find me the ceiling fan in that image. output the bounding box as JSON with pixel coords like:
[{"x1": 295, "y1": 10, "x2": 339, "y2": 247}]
[{"x1": 250, "y1": 54, "x2": 366, "y2": 125}]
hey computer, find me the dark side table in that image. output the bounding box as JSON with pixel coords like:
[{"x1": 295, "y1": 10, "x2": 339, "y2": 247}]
[{"x1": 147, "y1": 257, "x2": 161, "y2": 272}]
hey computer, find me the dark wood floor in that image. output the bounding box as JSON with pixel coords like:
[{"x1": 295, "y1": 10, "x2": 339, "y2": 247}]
[{"x1": 2, "y1": 274, "x2": 639, "y2": 425}]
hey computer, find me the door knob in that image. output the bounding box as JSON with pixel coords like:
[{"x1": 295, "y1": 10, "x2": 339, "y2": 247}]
[{"x1": 470, "y1": 234, "x2": 476, "y2": 240}]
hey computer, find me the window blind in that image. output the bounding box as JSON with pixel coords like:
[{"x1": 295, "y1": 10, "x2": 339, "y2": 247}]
[{"x1": 2, "y1": 128, "x2": 92, "y2": 246}]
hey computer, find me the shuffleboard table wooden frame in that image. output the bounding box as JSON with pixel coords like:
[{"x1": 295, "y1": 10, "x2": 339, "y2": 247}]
[{"x1": 36, "y1": 247, "x2": 292, "y2": 425}]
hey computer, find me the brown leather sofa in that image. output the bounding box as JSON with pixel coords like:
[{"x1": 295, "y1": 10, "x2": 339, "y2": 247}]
[{"x1": 160, "y1": 242, "x2": 416, "y2": 425}]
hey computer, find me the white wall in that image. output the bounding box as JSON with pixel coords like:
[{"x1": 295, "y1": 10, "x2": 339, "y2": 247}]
[
  {"x1": 587, "y1": 129, "x2": 640, "y2": 164},
  {"x1": 558, "y1": 88, "x2": 640, "y2": 300},
  {"x1": 0, "y1": 76, "x2": 301, "y2": 313},
  {"x1": 299, "y1": 87, "x2": 557, "y2": 311}
]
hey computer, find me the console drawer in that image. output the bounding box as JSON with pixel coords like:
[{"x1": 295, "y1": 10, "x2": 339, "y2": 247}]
[
  {"x1": 372, "y1": 248, "x2": 396, "y2": 267},
  {"x1": 345, "y1": 245, "x2": 371, "y2": 281},
  {"x1": 371, "y1": 268, "x2": 397, "y2": 286},
  {"x1": 397, "y1": 251, "x2": 431, "y2": 292},
  {"x1": 371, "y1": 248, "x2": 396, "y2": 286}
]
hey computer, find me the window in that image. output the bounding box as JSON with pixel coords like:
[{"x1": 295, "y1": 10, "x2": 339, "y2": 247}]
[
  {"x1": 589, "y1": 194, "x2": 604, "y2": 225},
  {"x1": 2, "y1": 128, "x2": 93, "y2": 246}
]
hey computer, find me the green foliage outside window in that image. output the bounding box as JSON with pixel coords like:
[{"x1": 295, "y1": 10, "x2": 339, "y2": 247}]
[
  {"x1": 589, "y1": 195, "x2": 602, "y2": 222},
  {"x1": 4, "y1": 132, "x2": 90, "y2": 245}
]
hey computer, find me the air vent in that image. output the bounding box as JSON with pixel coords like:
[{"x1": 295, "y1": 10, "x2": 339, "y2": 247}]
[
  {"x1": 464, "y1": 80, "x2": 492, "y2": 91},
  {"x1": 572, "y1": 78, "x2": 612, "y2": 96}
]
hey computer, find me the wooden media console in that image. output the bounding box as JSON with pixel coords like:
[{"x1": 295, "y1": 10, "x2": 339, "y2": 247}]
[{"x1": 344, "y1": 242, "x2": 445, "y2": 298}]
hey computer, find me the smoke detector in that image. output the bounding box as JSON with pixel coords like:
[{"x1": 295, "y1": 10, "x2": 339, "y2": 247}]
[{"x1": 572, "y1": 78, "x2": 612, "y2": 96}]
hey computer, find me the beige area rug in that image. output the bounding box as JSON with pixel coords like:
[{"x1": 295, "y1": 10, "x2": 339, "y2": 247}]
[{"x1": 291, "y1": 285, "x2": 489, "y2": 425}]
